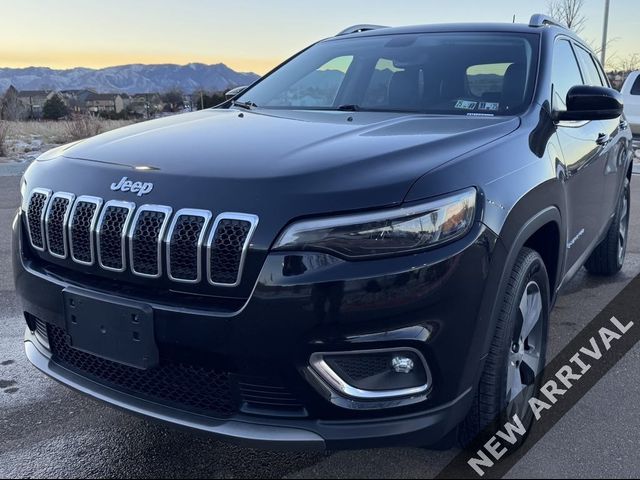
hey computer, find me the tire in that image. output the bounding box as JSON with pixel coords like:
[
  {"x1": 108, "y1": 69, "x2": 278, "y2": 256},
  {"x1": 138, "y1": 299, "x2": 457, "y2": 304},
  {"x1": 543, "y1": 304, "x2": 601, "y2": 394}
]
[
  {"x1": 585, "y1": 177, "x2": 631, "y2": 276},
  {"x1": 457, "y1": 247, "x2": 550, "y2": 449}
]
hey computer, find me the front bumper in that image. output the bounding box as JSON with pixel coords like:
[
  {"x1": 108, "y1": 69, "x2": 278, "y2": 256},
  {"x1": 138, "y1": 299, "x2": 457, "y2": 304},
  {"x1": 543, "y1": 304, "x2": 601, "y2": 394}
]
[
  {"x1": 25, "y1": 330, "x2": 473, "y2": 450},
  {"x1": 14, "y1": 210, "x2": 500, "y2": 449}
]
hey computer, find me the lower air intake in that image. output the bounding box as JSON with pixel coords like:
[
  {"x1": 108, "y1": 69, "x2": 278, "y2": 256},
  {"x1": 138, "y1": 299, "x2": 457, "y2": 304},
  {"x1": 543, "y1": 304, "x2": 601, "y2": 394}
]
[{"x1": 48, "y1": 324, "x2": 237, "y2": 418}]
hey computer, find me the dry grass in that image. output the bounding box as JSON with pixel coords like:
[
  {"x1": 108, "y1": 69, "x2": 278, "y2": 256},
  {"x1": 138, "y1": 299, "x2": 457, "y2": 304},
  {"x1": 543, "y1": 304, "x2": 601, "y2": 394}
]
[
  {"x1": 63, "y1": 116, "x2": 107, "y2": 141},
  {"x1": 0, "y1": 118, "x2": 133, "y2": 162},
  {"x1": 8, "y1": 118, "x2": 131, "y2": 144}
]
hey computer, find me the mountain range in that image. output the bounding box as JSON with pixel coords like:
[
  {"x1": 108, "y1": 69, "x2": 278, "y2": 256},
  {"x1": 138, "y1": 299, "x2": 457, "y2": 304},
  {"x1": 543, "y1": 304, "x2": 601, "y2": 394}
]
[{"x1": 0, "y1": 63, "x2": 260, "y2": 94}]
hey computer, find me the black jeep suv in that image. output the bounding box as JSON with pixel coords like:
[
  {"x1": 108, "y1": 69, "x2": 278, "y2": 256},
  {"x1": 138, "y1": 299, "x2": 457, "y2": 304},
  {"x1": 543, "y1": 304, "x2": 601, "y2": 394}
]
[{"x1": 13, "y1": 15, "x2": 634, "y2": 450}]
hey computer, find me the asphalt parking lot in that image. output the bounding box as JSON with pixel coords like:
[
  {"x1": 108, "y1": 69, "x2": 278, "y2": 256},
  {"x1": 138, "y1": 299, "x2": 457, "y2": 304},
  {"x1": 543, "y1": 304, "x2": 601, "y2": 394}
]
[{"x1": 2, "y1": 161, "x2": 640, "y2": 478}]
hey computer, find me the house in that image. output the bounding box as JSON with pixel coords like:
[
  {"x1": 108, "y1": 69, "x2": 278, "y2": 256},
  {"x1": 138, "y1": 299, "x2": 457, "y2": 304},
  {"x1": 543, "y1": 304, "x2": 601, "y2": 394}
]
[
  {"x1": 17, "y1": 90, "x2": 55, "y2": 118},
  {"x1": 85, "y1": 92, "x2": 125, "y2": 114},
  {"x1": 182, "y1": 93, "x2": 195, "y2": 111},
  {"x1": 60, "y1": 89, "x2": 97, "y2": 113},
  {"x1": 120, "y1": 93, "x2": 132, "y2": 109},
  {"x1": 128, "y1": 93, "x2": 164, "y2": 118}
]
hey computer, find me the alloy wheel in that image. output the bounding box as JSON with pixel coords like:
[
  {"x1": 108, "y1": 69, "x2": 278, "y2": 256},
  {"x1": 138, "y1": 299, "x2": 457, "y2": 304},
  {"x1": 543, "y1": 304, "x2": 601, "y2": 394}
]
[
  {"x1": 505, "y1": 280, "x2": 544, "y2": 419},
  {"x1": 618, "y1": 189, "x2": 629, "y2": 265}
]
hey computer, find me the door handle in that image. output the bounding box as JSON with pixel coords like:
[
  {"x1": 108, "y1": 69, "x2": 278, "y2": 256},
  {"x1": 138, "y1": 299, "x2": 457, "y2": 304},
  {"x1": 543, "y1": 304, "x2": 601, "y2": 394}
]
[{"x1": 596, "y1": 133, "x2": 611, "y2": 146}]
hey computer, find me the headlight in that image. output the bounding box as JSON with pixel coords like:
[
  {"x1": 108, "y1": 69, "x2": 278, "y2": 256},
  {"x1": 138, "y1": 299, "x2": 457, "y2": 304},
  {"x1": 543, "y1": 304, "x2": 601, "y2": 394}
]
[{"x1": 273, "y1": 187, "x2": 477, "y2": 258}]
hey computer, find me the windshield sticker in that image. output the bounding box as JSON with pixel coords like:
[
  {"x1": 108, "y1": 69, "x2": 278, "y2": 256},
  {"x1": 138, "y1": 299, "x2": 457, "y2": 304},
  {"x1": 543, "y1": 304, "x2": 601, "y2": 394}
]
[
  {"x1": 479, "y1": 102, "x2": 500, "y2": 111},
  {"x1": 455, "y1": 100, "x2": 478, "y2": 110}
]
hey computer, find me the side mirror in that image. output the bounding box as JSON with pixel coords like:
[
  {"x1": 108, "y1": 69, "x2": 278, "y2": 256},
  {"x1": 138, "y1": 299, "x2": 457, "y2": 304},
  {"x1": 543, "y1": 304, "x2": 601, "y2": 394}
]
[
  {"x1": 225, "y1": 86, "x2": 248, "y2": 100},
  {"x1": 555, "y1": 85, "x2": 623, "y2": 121}
]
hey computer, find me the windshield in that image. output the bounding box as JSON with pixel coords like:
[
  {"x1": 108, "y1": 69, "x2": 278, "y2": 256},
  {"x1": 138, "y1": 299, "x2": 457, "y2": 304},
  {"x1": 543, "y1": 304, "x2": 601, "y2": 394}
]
[{"x1": 237, "y1": 32, "x2": 539, "y2": 116}]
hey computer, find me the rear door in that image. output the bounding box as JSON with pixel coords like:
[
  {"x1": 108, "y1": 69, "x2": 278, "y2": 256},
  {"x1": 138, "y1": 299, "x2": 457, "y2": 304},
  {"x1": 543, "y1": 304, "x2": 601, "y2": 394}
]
[
  {"x1": 552, "y1": 39, "x2": 608, "y2": 269},
  {"x1": 573, "y1": 44, "x2": 625, "y2": 227}
]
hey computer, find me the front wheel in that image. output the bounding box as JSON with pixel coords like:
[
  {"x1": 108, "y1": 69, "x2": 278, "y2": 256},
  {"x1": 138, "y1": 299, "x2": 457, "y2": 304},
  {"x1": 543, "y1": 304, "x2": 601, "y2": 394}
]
[
  {"x1": 585, "y1": 177, "x2": 630, "y2": 276},
  {"x1": 458, "y1": 247, "x2": 550, "y2": 449}
]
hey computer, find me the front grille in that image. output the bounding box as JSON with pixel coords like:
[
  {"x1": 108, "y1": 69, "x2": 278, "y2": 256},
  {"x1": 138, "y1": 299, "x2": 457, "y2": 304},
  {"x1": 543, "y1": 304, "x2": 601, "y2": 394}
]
[
  {"x1": 69, "y1": 198, "x2": 101, "y2": 265},
  {"x1": 45, "y1": 193, "x2": 74, "y2": 258},
  {"x1": 167, "y1": 210, "x2": 211, "y2": 283},
  {"x1": 130, "y1": 207, "x2": 171, "y2": 277},
  {"x1": 208, "y1": 216, "x2": 257, "y2": 286},
  {"x1": 97, "y1": 202, "x2": 134, "y2": 271},
  {"x1": 48, "y1": 324, "x2": 236, "y2": 418},
  {"x1": 26, "y1": 189, "x2": 258, "y2": 287},
  {"x1": 27, "y1": 189, "x2": 51, "y2": 250}
]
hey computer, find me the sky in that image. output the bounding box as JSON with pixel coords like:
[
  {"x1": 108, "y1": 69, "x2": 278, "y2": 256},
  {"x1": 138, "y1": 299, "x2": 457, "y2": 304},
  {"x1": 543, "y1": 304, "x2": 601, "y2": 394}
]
[{"x1": 1, "y1": 0, "x2": 638, "y2": 73}]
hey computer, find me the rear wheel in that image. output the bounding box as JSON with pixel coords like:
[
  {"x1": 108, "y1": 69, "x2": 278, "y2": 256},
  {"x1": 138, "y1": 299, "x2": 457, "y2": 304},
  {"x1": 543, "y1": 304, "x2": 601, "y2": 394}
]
[
  {"x1": 458, "y1": 247, "x2": 549, "y2": 448},
  {"x1": 585, "y1": 177, "x2": 630, "y2": 276}
]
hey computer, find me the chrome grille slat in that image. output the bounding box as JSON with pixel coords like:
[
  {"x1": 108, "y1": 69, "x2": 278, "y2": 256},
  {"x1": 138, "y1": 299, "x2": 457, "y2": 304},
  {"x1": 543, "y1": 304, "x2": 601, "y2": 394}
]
[
  {"x1": 45, "y1": 192, "x2": 75, "y2": 259},
  {"x1": 129, "y1": 205, "x2": 172, "y2": 278},
  {"x1": 97, "y1": 200, "x2": 135, "y2": 272},
  {"x1": 166, "y1": 209, "x2": 212, "y2": 283},
  {"x1": 26, "y1": 188, "x2": 52, "y2": 251},
  {"x1": 207, "y1": 213, "x2": 258, "y2": 287},
  {"x1": 27, "y1": 189, "x2": 258, "y2": 287},
  {"x1": 69, "y1": 196, "x2": 103, "y2": 266}
]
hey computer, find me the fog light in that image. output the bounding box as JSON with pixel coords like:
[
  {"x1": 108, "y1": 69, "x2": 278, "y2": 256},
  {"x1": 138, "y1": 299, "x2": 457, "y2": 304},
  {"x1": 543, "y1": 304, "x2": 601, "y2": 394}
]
[
  {"x1": 309, "y1": 348, "x2": 431, "y2": 402},
  {"x1": 391, "y1": 355, "x2": 415, "y2": 374}
]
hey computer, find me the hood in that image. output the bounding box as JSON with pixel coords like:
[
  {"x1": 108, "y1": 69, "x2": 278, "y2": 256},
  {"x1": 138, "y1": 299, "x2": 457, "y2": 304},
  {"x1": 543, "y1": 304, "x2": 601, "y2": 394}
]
[{"x1": 34, "y1": 108, "x2": 518, "y2": 222}]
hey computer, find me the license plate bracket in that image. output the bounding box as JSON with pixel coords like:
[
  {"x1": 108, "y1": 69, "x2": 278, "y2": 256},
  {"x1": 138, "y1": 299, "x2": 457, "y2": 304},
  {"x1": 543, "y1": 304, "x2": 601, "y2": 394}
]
[{"x1": 62, "y1": 287, "x2": 158, "y2": 370}]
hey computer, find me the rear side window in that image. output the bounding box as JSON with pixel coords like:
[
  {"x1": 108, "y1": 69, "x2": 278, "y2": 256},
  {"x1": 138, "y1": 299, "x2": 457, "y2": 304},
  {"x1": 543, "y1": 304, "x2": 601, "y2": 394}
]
[
  {"x1": 574, "y1": 45, "x2": 604, "y2": 86},
  {"x1": 632, "y1": 76, "x2": 640, "y2": 95},
  {"x1": 593, "y1": 57, "x2": 610, "y2": 87},
  {"x1": 552, "y1": 40, "x2": 584, "y2": 111}
]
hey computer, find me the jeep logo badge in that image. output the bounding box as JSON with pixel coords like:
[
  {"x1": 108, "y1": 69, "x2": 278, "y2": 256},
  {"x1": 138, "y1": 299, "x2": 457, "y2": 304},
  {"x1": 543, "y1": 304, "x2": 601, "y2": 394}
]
[{"x1": 110, "y1": 176, "x2": 154, "y2": 197}]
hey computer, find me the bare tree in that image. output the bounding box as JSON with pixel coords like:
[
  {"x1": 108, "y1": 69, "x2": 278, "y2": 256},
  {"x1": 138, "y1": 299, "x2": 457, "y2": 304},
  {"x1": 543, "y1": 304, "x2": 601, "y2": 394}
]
[
  {"x1": 615, "y1": 53, "x2": 640, "y2": 73},
  {"x1": 547, "y1": 0, "x2": 586, "y2": 33},
  {"x1": 587, "y1": 37, "x2": 618, "y2": 69},
  {"x1": 0, "y1": 120, "x2": 10, "y2": 157},
  {"x1": 1, "y1": 86, "x2": 26, "y2": 121}
]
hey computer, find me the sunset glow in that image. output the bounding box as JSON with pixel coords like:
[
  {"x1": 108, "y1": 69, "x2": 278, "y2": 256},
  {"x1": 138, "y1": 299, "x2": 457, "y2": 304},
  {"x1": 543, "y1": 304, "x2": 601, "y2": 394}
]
[{"x1": 1, "y1": 0, "x2": 638, "y2": 73}]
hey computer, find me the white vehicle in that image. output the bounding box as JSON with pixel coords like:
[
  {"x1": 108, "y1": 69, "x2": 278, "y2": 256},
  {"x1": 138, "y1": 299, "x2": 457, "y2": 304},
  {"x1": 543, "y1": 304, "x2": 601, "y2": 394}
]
[{"x1": 621, "y1": 71, "x2": 640, "y2": 137}]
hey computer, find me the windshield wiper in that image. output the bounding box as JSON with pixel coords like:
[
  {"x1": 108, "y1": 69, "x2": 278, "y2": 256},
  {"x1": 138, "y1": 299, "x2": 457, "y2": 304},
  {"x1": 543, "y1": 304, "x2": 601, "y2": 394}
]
[
  {"x1": 336, "y1": 104, "x2": 360, "y2": 111},
  {"x1": 232, "y1": 100, "x2": 258, "y2": 110}
]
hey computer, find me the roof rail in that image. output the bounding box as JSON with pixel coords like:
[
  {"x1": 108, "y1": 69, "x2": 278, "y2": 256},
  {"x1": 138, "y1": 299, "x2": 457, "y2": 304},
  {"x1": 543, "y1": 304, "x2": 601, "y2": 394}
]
[
  {"x1": 529, "y1": 14, "x2": 565, "y2": 29},
  {"x1": 336, "y1": 24, "x2": 389, "y2": 36}
]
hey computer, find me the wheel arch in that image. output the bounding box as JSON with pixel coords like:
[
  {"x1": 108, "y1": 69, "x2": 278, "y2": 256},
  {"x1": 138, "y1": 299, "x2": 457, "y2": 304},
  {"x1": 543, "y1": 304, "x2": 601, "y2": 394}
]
[{"x1": 476, "y1": 206, "x2": 564, "y2": 366}]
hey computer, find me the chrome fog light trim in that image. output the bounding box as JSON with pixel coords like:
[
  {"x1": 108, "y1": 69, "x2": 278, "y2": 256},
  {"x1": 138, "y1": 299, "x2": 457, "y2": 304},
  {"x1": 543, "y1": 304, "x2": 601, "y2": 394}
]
[{"x1": 309, "y1": 347, "x2": 432, "y2": 401}]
